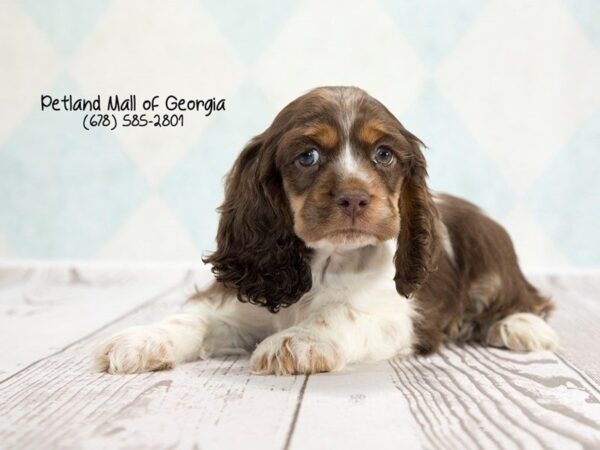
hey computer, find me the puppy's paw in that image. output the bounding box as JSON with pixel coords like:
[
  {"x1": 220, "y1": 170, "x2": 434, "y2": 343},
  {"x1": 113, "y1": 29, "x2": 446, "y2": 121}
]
[
  {"x1": 486, "y1": 312, "x2": 558, "y2": 352},
  {"x1": 95, "y1": 326, "x2": 175, "y2": 374},
  {"x1": 250, "y1": 330, "x2": 342, "y2": 375}
]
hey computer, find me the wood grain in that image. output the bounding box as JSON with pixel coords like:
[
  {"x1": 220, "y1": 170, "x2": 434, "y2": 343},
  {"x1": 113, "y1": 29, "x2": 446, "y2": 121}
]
[
  {"x1": 389, "y1": 345, "x2": 600, "y2": 450},
  {"x1": 0, "y1": 267, "x2": 305, "y2": 450},
  {"x1": 287, "y1": 362, "x2": 423, "y2": 450},
  {"x1": 530, "y1": 273, "x2": 600, "y2": 385},
  {"x1": 0, "y1": 266, "x2": 187, "y2": 379},
  {"x1": 1, "y1": 267, "x2": 599, "y2": 450}
]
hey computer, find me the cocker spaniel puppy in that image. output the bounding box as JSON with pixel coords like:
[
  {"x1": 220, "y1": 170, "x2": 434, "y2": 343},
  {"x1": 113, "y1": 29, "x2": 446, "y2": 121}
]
[{"x1": 96, "y1": 86, "x2": 558, "y2": 375}]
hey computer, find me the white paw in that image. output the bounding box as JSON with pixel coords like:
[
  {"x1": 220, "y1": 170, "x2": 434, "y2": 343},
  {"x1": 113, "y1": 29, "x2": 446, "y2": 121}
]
[
  {"x1": 95, "y1": 326, "x2": 175, "y2": 374},
  {"x1": 250, "y1": 329, "x2": 342, "y2": 375},
  {"x1": 486, "y1": 312, "x2": 558, "y2": 352}
]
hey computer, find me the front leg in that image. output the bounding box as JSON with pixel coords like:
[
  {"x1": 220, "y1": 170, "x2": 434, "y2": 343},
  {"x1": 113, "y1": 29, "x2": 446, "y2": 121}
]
[
  {"x1": 250, "y1": 301, "x2": 416, "y2": 375},
  {"x1": 95, "y1": 309, "x2": 206, "y2": 374},
  {"x1": 95, "y1": 286, "x2": 273, "y2": 374}
]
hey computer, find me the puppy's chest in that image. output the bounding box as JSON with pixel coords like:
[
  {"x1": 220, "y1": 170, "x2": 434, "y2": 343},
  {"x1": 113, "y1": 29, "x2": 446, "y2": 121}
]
[
  {"x1": 272, "y1": 244, "x2": 410, "y2": 334},
  {"x1": 291, "y1": 243, "x2": 400, "y2": 314},
  {"x1": 311, "y1": 269, "x2": 374, "y2": 303}
]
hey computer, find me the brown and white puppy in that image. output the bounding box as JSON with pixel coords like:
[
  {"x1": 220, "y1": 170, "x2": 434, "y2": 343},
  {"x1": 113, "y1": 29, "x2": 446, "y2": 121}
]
[{"x1": 96, "y1": 86, "x2": 557, "y2": 375}]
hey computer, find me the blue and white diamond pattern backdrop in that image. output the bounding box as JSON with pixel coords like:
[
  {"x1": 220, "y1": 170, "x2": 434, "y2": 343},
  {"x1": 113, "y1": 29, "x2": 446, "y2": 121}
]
[{"x1": 1, "y1": 0, "x2": 599, "y2": 267}]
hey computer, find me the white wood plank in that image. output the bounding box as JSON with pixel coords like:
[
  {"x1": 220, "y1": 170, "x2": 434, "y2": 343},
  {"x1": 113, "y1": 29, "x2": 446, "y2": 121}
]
[
  {"x1": 65, "y1": 358, "x2": 305, "y2": 450},
  {"x1": 0, "y1": 269, "x2": 305, "y2": 450},
  {"x1": 0, "y1": 267, "x2": 32, "y2": 289},
  {"x1": 391, "y1": 345, "x2": 600, "y2": 450},
  {"x1": 287, "y1": 362, "x2": 423, "y2": 450},
  {"x1": 289, "y1": 346, "x2": 600, "y2": 450},
  {"x1": 289, "y1": 274, "x2": 600, "y2": 450},
  {"x1": 530, "y1": 274, "x2": 600, "y2": 384},
  {"x1": 0, "y1": 266, "x2": 189, "y2": 379},
  {"x1": 2, "y1": 269, "x2": 600, "y2": 450}
]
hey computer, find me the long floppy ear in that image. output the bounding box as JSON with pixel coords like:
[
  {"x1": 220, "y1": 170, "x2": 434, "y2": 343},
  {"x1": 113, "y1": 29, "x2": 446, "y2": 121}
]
[
  {"x1": 203, "y1": 136, "x2": 312, "y2": 312},
  {"x1": 394, "y1": 137, "x2": 441, "y2": 297}
]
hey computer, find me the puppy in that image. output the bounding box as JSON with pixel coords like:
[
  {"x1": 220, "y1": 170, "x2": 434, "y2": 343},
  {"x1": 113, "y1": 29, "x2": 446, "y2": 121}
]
[{"x1": 96, "y1": 86, "x2": 557, "y2": 375}]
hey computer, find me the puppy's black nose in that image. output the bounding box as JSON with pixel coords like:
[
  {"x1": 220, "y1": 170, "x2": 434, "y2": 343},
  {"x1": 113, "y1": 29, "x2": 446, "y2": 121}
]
[{"x1": 334, "y1": 189, "x2": 371, "y2": 218}]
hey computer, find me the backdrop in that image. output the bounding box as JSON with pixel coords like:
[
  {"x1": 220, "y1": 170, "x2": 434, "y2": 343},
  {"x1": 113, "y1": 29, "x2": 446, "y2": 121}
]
[{"x1": 1, "y1": 0, "x2": 599, "y2": 269}]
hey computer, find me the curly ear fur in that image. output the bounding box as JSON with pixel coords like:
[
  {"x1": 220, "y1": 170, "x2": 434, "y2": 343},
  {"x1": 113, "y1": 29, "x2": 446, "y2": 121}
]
[
  {"x1": 394, "y1": 138, "x2": 441, "y2": 297},
  {"x1": 203, "y1": 136, "x2": 312, "y2": 313}
]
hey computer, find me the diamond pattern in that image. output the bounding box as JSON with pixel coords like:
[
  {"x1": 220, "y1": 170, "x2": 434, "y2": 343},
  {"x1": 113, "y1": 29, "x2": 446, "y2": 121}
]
[
  {"x1": 2, "y1": 0, "x2": 600, "y2": 267},
  {"x1": 402, "y1": 83, "x2": 514, "y2": 219},
  {"x1": 526, "y1": 109, "x2": 600, "y2": 265},
  {"x1": 379, "y1": 0, "x2": 488, "y2": 67},
  {"x1": 563, "y1": 0, "x2": 600, "y2": 50},
  {"x1": 96, "y1": 195, "x2": 201, "y2": 259},
  {"x1": 0, "y1": 76, "x2": 147, "y2": 257},
  {"x1": 68, "y1": 0, "x2": 246, "y2": 186},
  {"x1": 160, "y1": 82, "x2": 275, "y2": 254},
  {"x1": 436, "y1": 0, "x2": 600, "y2": 194},
  {"x1": 252, "y1": 0, "x2": 428, "y2": 115},
  {"x1": 201, "y1": 0, "x2": 301, "y2": 64},
  {"x1": 503, "y1": 203, "x2": 572, "y2": 268},
  {"x1": 0, "y1": 0, "x2": 61, "y2": 142},
  {"x1": 21, "y1": 0, "x2": 110, "y2": 56}
]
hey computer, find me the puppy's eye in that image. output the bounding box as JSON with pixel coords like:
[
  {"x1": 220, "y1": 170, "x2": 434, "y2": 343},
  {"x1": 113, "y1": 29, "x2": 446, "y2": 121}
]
[
  {"x1": 373, "y1": 146, "x2": 394, "y2": 166},
  {"x1": 296, "y1": 148, "x2": 320, "y2": 167}
]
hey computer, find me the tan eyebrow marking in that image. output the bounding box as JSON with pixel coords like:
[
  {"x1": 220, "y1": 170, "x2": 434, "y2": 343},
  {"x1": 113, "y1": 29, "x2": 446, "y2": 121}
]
[
  {"x1": 358, "y1": 119, "x2": 388, "y2": 146},
  {"x1": 305, "y1": 124, "x2": 339, "y2": 148}
]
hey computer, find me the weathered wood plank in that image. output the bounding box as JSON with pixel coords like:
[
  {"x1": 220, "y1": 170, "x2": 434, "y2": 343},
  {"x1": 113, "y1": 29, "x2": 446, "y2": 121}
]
[
  {"x1": 0, "y1": 268, "x2": 305, "y2": 450},
  {"x1": 288, "y1": 272, "x2": 600, "y2": 450},
  {"x1": 0, "y1": 266, "x2": 188, "y2": 380},
  {"x1": 287, "y1": 345, "x2": 600, "y2": 450},
  {"x1": 1, "y1": 269, "x2": 600, "y2": 450},
  {"x1": 387, "y1": 344, "x2": 600, "y2": 450},
  {"x1": 530, "y1": 273, "x2": 600, "y2": 385},
  {"x1": 287, "y1": 362, "x2": 423, "y2": 450}
]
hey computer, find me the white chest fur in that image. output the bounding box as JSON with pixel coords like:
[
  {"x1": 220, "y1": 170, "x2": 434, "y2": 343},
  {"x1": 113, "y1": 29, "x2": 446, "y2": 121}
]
[
  {"x1": 96, "y1": 241, "x2": 417, "y2": 375},
  {"x1": 274, "y1": 241, "x2": 417, "y2": 362}
]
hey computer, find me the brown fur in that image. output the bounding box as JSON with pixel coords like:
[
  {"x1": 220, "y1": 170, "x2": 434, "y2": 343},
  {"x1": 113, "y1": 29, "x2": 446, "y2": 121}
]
[
  {"x1": 204, "y1": 86, "x2": 554, "y2": 353},
  {"x1": 202, "y1": 134, "x2": 312, "y2": 313},
  {"x1": 305, "y1": 123, "x2": 339, "y2": 148},
  {"x1": 393, "y1": 140, "x2": 442, "y2": 297},
  {"x1": 411, "y1": 194, "x2": 554, "y2": 354},
  {"x1": 358, "y1": 119, "x2": 388, "y2": 145}
]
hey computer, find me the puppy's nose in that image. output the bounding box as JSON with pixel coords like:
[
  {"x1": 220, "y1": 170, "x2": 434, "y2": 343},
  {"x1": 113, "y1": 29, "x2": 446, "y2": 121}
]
[{"x1": 334, "y1": 189, "x2": 371, "y2": 218}]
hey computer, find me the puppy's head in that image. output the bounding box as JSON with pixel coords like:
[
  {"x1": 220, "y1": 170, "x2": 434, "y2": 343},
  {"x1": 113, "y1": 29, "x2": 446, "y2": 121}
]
[{"x1": 205, "y1": 86, "x2": 440, "y2": 311}]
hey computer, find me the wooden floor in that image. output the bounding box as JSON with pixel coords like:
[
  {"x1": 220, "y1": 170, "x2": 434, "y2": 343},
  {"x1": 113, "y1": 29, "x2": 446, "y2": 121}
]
[{"x1": 1, "y1": 265, "x2": 600, "y2": 450}]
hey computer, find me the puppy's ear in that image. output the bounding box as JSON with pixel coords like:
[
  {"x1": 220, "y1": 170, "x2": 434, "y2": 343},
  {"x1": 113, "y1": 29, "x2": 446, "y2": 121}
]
[
  {"x1": 394, "y1": 135, "x2": 441, "y2": 297},
  {"x1": 203, "y1": 135, "x2": 312, "y2": 312}
]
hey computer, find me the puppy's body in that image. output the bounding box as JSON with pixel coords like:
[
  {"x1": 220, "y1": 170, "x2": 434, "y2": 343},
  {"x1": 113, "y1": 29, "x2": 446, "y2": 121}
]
[{"x1": 96, "y1": 87, "x2": 557, "y2": 375}]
